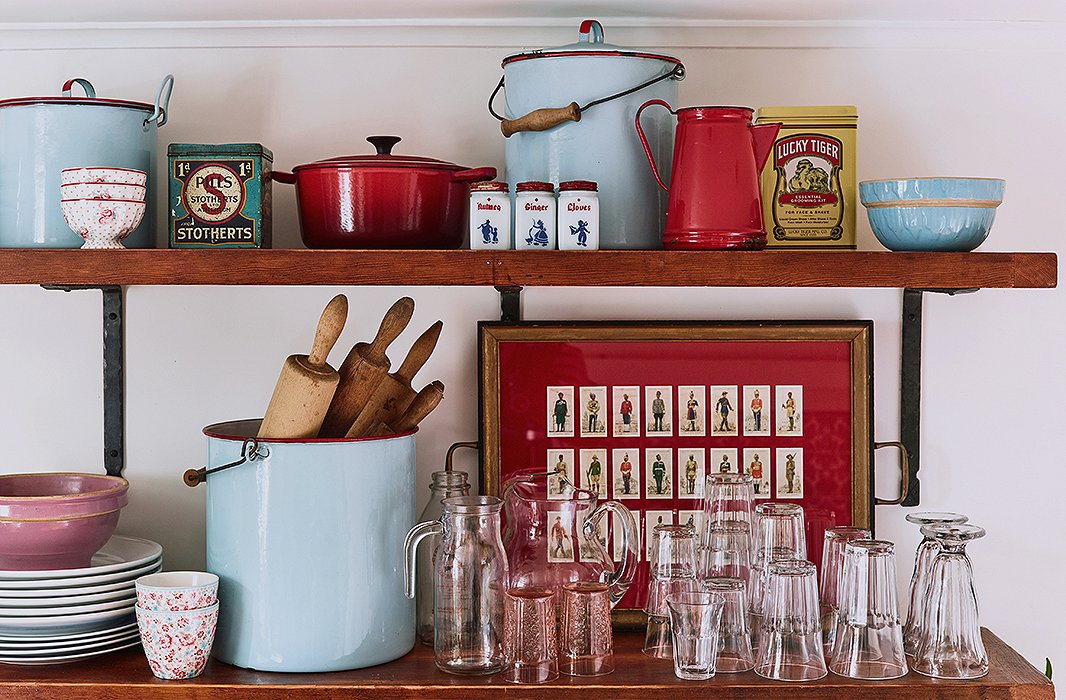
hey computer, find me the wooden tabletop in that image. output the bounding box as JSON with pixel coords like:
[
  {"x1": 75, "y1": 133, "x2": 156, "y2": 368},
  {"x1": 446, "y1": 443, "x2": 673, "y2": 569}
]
[
  {"x1": 0, "y1": 249, "x2": 1056, "y2": 289},
  {"x1": 0, "y1": 629, "x2": 1050, "y2": 699}
]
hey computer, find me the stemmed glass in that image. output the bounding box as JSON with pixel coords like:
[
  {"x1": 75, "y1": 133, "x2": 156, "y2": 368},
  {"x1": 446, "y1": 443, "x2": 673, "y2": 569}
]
[{"x1": 902, "y1": 512, "x2": 968, "y2": 657}]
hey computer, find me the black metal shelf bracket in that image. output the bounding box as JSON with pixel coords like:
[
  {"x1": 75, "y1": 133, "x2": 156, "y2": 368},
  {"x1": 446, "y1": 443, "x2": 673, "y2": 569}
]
[
  {"x1": 899, "y1": 287, "x2": 977, "y2": 506},
  {"x1": 496, "y1": 285, "x2": 523, "y2": 322},
  {"x1": 41, "y1": 285, "x2": 125, "y2": 478}
]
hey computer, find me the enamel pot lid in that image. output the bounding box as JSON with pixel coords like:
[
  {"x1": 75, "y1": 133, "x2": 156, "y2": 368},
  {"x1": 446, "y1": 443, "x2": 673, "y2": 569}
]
[
  {"x1": 292, "y1": 136, "x2": 472, "y2": 172},
  {"x1": 502, "y1": 19, "x2": 680, "y2": 66}
]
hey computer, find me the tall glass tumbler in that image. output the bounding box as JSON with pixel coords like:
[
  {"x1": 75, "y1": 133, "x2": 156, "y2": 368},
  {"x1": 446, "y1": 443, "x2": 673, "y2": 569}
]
[
  {"x1": 912, "y1": 523, "x2": 988, "y2": 679},
  {"x1": 701, "y1": 577, "x2": 755, "y2": 673},
  {"x1": 902, "y1": 511, "x2": 968, "y2": 657},
  {"x1": 820, "y1": 526, "x2": 871, "y2": 653},
  {"x1": 828, "y1": 540, "x2": 908, "y2": 680},
  {"x1": 502, "y1": 587, "x2": 558, "y2": 684},
  {"x1": 699, "y1": 522, "x2": 752, "y2": 581},
  {"x1": 667, "y1": 592, "x2": 726, "y2": 681},
  {"x1": 754, "y1": 559, "x2": 827, "y2": 682},
  {"x1": 749, "y1": 503, "x2": 806, "y2": 649},
  {"x1": 644, "y1": 524, "x2": 699, "y2": 659},
  {"x1": 702, "y1": 473, "x2": 756, "y2": 537},
  {"x1": 559, "y1": 581, "x2": 614, "y2": 677}
]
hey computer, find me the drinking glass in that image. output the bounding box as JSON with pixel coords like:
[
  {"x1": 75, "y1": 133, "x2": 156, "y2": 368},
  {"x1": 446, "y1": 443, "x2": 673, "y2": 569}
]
[
  {"x1": 699, "y1": 522, "x2": 752, "y2": 581},
  {"x1": 754, "y1": 559, "x2": 827, "y2": 682},
  {"x1": 702, "y1": 473, "x2": 755, "y2": 537},
  {"x1": 819, "y1": 526, "x2": 871, "y2": 653},
  {"x1": 644, "y1": 524, "x2": 698, "y2": 659},
  {"x1": 667, "y1": 592, "x2": 726, "y2": 681},
  {"x1": 701, "y1": 577, "x2": 755, "y2": 673},
  {"x1": 828, "y1": 540, "x2": 908, "y2": 680},
  {"x1": 803, "y1": 507, "x2": 837, "y2": 574},
  {"x1": 749, "y1": 503, "x2": 805, "y2": 650},
  {"x1": 501, "y1": 586, "x2": 558, "y2": 684},
  {"x1": 912, "y1": 523, "x2": 988, "y2": 679},
  {"x1": 559, "y1": 581, "x2": 614, "y2": 676},
  {"x1": 902, "y1": 511, "x2": 968, "y2": 657}
]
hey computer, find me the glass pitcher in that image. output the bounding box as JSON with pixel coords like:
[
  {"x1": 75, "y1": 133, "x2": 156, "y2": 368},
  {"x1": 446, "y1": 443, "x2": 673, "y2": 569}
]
[
  {"x1": 502, "y1": 470, "x2": 638, "y2": 605},
  {"x1": 404, "y1": 495, "x2": 509, "y2": 675}
]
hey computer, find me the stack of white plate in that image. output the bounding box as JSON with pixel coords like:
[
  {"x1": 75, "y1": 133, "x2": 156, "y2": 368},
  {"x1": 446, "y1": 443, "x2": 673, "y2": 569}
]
[{"x1": 0, "y1": 535, "x2": 161, "y2": 665}]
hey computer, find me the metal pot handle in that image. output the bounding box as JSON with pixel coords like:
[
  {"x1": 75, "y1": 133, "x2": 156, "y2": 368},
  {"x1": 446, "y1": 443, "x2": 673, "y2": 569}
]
[
  {"x1": 61, "y1": 78, "x2": 96, "y2": 98},
  {"x1": 182, "y1": 438, "x2": 268, "y2": 487},
  {"x1": 272, "y1": 171, "x2": 297, "y2": 185},
  {"x1": 145, "y1": 75, "x2": 175, "y2": 129}
]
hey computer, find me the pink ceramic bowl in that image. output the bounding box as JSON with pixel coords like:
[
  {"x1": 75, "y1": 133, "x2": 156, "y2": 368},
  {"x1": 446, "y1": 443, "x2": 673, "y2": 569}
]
[
  {"x1": 136, "y1": 571, "x2": 219, "y2": 611},
  {"x1": 0, "y1": 473, "x2": 129, "y2": 571}
]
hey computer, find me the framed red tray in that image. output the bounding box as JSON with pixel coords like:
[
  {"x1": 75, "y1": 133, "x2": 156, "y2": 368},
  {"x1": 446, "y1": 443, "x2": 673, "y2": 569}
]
[{"x1": 479, "y1": 321, "x2": 875, "y2": 624}]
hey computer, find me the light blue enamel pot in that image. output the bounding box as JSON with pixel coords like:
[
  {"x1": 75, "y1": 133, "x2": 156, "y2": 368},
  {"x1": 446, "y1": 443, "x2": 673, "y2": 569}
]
[
  {"x1": 0, "y1": 76, "x2": 173, "y2": 248},
  {"x1": 202, "y1": 419, "x2": 416, "y2": 672},
  {"x1": 494, "y1": 20, "x2": 683, "y2": 249}
]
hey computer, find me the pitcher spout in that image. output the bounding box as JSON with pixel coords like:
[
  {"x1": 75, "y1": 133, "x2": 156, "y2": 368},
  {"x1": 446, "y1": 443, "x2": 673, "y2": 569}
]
[{"x1": 751, "y1": 122, "x2": 782, "y2": 170}]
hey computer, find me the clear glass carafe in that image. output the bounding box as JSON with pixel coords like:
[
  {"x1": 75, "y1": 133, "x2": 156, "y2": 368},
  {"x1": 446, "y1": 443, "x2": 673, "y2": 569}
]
[
  {"x1": 911, "y1": 523, "x2": 988, "y2": 679},
  {"x1": 404, "y1": 496, "x2": 509, "y2": 675},
  {"x1": 414, "y1": 470, "x2": 470, "y2": 645}
]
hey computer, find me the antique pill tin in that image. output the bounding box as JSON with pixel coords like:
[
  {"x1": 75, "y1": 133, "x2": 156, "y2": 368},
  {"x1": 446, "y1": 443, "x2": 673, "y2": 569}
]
[
  {"x1": 754, "y1": 106, "x2": 857, "y2": 249},
  {"x1": 168, "y1": 143, "x2": 272, "y2": 248}
]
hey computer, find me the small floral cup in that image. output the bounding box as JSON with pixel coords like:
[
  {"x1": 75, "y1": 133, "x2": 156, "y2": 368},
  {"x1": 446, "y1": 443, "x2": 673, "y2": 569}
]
[
  {"x1": 136, "y1": 602, "x2": 219, "y2": 680},
  {"x1": 136, "y1": 571, "x2": 219, "y2": 612}
]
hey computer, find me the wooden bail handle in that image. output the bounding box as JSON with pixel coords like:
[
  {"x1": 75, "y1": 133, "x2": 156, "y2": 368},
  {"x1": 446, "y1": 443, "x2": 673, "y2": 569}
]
[
  {"x1": 394, "y1": 320, "x2": 443, "y2": 385},
  {"x1": 501, "y1": 102, "x2": 581, "y2": 138},
  {"x1": 308, "y1": 294, "x2": 349, "y2": 368},
  {"x1": 364, "y1": 297, "x2": 415, "y2": 366}
]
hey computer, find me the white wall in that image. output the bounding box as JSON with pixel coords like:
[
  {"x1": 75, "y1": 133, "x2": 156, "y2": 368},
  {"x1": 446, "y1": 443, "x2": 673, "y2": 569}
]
[{"x1": 0, "y1": 5, "x2": 1062, "y2": 669}]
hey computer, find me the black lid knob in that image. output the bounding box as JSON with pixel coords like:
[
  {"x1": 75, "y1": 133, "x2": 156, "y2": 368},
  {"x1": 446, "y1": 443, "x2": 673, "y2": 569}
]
[{"x1": 366, "y1": 136, "x2": 402, "y2": 156}]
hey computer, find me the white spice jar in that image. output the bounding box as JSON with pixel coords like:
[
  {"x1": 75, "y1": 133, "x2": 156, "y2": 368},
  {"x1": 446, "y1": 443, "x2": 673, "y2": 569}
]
[
  {"x1": 514, "y1": 181, "x2": 556, "y2": 250},
  {"x1": 557, "y1": 180, "x2": 599, "y2": 250},
  {"x1": 469, "y1": 181, "x2": 511, "y2": 249}
]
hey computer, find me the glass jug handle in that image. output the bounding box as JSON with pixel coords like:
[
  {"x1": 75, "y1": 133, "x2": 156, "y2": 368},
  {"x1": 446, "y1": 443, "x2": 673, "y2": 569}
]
[
  {"x1": 402, "y1": 519, "x2": 443, "y2": 599},
  {"x1": 587, "y1": 501, "x2": 638, "y2": 605}
]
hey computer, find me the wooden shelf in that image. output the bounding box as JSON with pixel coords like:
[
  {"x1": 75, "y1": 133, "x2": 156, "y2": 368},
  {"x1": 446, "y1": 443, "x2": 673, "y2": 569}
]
[
  {"x1": 0, "y1": 629, "x2": 1048, "y2": 699},
  {"x1": 0, "y1": 249, "x2": 1055, "y2": 288}
]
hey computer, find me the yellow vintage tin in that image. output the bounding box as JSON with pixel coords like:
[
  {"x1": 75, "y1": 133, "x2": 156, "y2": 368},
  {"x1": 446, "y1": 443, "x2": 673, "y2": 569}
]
[{"x1": 755, "y1": 106, "x2": 857, "y2": 249}]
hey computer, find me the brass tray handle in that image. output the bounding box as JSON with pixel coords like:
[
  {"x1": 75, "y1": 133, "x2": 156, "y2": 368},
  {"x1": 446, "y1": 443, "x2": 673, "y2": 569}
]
[{"x1": 873, "y1": 440, "x2": 910, "y2": 506}]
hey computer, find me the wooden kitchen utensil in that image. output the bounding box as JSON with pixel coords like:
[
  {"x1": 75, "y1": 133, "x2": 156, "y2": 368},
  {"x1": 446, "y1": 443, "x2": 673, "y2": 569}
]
[
  {"x1": 367, "y1": 380, "x2": 445, "y2": 437},
  {"x1": 319, "y1": 296, "x2": 415, "y2": 437},
  {"x1": 345, "y1": 320, "x2": 443, "y2": 438},
  {"x1": 258, "y1": 294, "x2": 348, "y2": 439}
]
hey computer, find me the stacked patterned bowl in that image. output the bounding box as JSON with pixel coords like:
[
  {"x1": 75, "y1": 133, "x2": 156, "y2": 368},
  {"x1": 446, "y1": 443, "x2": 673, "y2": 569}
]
[
  {"x1": 59, "y1": 167, "x2": 147, "y2": 249},
  {"x1": 0, "y1": 535, "x2": 162, "y2": 665}
]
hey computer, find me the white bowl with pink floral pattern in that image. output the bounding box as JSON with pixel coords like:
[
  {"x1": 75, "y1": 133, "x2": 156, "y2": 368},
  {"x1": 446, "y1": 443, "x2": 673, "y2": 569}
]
[
  {"x1": 61, "y1": 166, "x2": 148, "y2": 187},
  {"x1": 60, "y1": 198, "x2": 146, "y2": 249},
  {"x1": 136, "y1": 602, "x2": 219, "y2": 680},
  {"x1": 61, "y1": 182, "x2": 146, "y2": 201},
  {"x1": 136, "y1": 571, "x2": 219, "y2": 612}
]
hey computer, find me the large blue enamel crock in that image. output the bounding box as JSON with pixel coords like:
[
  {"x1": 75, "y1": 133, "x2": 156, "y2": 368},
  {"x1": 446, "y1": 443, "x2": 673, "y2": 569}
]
[
  {"x1": 0, "y1": 75, "x2": 174, "y2": 248},
  {"x1": 495, "y1": 20, "x2": 683, "y2": 249},
  {"x1": 203, "y1": 419, "x2": 416, "y2": 673}
]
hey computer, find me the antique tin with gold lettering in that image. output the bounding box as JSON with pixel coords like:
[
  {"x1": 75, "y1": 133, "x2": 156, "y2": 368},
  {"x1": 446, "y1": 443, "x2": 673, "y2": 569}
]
[
  {"x1": 168, "y1": 143, "x2": 272, "y2": 248},
  {"x1": 755, "y1": 106, "x2": 857, "y2": 249}
]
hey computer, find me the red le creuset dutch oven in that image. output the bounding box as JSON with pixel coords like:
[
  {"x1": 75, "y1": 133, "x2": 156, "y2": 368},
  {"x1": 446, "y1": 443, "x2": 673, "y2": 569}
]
[{"x1": 275, "y1": 136, "x2": 496, "y2": 249}]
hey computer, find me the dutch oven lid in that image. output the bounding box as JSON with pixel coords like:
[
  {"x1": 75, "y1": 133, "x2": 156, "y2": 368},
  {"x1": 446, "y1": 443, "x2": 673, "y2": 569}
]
[
  {"x1": 0, "y1": 77, "x2": 154, "y2": 113},
  {"x1": 502, "y1": 19, "x2": 680, "y2": 66},
  {"x1": 293, "y1": 136, "x2": 467, "y2": 172}
]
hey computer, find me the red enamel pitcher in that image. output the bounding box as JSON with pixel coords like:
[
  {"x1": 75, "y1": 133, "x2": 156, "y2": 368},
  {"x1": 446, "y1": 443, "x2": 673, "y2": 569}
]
[{"x1": 636, "y1": 102, "x2": 780, "y2": 249}]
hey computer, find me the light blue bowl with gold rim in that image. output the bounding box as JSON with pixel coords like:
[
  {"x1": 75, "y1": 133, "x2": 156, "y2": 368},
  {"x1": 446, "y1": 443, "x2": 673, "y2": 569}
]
[{"x1": 859, "y1": 177, "x2": 1005, "y2": 252}]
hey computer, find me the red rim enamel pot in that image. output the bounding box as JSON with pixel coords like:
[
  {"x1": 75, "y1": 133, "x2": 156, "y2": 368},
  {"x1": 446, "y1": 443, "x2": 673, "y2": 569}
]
[{"x1": 275, "y1": 136, "x2": 496, "y2": 249}]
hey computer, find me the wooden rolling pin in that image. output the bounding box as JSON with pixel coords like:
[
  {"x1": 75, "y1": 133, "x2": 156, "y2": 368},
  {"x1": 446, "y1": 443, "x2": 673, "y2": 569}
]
[
  {"x1": 345, "y1": 320, "x2": 443, "y2": 438},
  {"x1": 318, "y1": 297, "x2": 415, "y2": 437},
  {"x1": 367, "y1": 380, "x2": 445, "y2": 437},
  {"x1": 258, "y1": 294, "x2": 348, "y2": 439}
]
